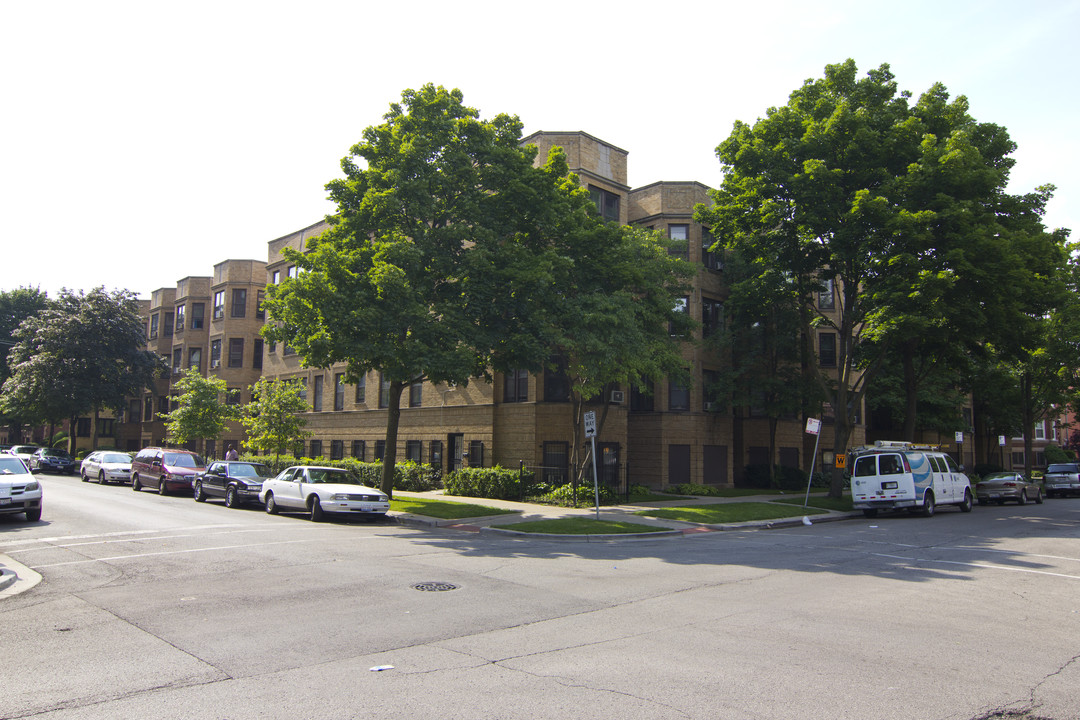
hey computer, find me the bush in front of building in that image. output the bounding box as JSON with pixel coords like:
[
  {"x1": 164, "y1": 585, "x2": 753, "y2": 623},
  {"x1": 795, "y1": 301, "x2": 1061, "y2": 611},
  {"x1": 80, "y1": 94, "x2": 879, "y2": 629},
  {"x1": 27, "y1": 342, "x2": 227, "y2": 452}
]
[
  {"x1": 738, "y1": 464, "x2": 810, "y2": 491},
  {"x1": 534, "y1": 481, "x2": 620, "y2": 507},
  {"x1": 444, "y1": 466, "x2": 522, "y2": 500},
  {"x1": 239, "y1": 454, "x2": 442, "y2": 491}
]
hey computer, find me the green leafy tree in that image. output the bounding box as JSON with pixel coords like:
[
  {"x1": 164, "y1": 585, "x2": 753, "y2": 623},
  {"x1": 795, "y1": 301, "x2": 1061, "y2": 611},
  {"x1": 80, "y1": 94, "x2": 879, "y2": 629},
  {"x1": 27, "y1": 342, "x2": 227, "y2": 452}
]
[
  {"x1": 545, "y1": 222, "x2": 695, "y2": 485},
  {"x1": 1, "y1": 287, "x2": 161, "y2": 452},
  {"x1": 162, "y1": 369, "x2": 239, "y2": 450},
  {"x1": 696, "y1": 59, "x2": 1068, "y2": 497},
  {"x1": 0, "y1": 287, "x2": 51, "y2": 440},
  {"x1": 265, "y1": 85, "x2": 585, "y2": 497},
  {"x1": 241, "y1": 376, "x2": 311, "y2": 464}
]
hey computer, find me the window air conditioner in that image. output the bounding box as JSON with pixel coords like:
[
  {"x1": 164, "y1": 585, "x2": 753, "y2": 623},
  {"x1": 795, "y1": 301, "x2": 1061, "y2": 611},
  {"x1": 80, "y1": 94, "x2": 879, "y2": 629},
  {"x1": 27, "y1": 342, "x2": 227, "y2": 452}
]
[
  {"x1": 704, "y1": 401, "x2": 718, "y2": 412},
  {"x1": 610, "y1": 390, "x2": 625, "y2": 404}
]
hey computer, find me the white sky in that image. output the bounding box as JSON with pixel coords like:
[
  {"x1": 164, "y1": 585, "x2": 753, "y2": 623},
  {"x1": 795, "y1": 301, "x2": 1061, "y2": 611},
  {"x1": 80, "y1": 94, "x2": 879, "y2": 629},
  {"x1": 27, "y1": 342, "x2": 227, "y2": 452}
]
[{"x1": 4, "y1": 0, "x2": 1077, "y2": 299}]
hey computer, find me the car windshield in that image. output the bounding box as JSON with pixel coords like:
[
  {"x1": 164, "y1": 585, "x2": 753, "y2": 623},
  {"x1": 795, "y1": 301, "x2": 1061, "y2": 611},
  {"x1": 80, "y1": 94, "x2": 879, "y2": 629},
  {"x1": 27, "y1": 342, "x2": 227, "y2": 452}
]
[
  {"x1": 164, "y1": 453, "x2": 201, "y2": 468},
  {"x1": 1046, "y1": 464, "x2": 1078, "y2": 473},
  {"x1": 0, "y1": 457, "x2": 29, "y2": 475},
  {"x1": 982, "y1": 473, "x2": 1015, "y2": 481},
  {"x1": 102, "y1": 453, "x2": 131, "y2": 463},
  {"x1": 231, "y1": 463, "x2": 270, "y2": 477},
  {"x1": 12, "y1": 446, "x2": 37, "y2": 454},
  {"x1": 306, "y1": 469, "x2": 359, "y2": 485},
  {"x1": 43, "y1": 449, "x2": 69, "y2": 457}
]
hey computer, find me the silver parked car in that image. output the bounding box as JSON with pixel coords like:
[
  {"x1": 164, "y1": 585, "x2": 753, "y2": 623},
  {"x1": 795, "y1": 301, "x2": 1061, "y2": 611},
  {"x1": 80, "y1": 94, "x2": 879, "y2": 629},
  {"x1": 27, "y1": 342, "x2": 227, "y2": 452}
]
[
  {"x1": 975, "y1": 472, "x2": 1043, "y2": 505},
  {"x1": 0, "y1": 454, "x2": 42, "y2": 521},
  {"x1": 1043, "y1": 463, "x2": 1080, "y2": 498},
  {"x1": 80, "y1": 451, "x2": 134, "y2": 484}
]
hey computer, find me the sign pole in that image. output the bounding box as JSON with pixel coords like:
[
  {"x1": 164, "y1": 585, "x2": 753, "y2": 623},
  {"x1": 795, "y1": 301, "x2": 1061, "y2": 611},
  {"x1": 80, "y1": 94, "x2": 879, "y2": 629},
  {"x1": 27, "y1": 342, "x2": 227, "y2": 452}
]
[
  {"x1": 584, "y1": 411, "x2": 600, "y2": 520},
  {"x1": 804, "y1": 418, "x2": 822, "y2": 508}
]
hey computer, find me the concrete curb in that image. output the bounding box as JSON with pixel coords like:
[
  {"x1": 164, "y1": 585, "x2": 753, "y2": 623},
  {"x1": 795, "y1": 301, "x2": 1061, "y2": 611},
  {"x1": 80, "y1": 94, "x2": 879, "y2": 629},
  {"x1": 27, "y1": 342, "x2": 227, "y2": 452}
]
[
  {"x1": 0, "y1": 554, "x2": 43, "y2": 599},
  {"x1": 0, "y1": 567, "x2": 17, "y2": 592},
  {"x1": 478, "y1": 526, "x2": 686, "y2": 542}
]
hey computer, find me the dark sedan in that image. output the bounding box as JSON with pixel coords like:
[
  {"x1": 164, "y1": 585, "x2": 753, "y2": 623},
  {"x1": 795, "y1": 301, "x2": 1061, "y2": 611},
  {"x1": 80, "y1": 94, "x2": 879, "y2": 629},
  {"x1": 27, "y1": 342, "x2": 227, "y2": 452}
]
[
  {"x1": 193, "y1": 460, "x2": 274, "y2": 508},
  {"x1": 29, "y1": 448, "x2": 77, "y2": 475},
  {"x1": 975, "y1": 472, "x2": 1043, "y2": 505}
]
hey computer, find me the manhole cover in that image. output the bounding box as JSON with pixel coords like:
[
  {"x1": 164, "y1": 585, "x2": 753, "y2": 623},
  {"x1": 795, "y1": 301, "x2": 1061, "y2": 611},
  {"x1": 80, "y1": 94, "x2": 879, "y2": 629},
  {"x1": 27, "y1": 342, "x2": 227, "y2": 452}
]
[{"x1": 412, "y1": 582, "x2": 459, "y2": 592}]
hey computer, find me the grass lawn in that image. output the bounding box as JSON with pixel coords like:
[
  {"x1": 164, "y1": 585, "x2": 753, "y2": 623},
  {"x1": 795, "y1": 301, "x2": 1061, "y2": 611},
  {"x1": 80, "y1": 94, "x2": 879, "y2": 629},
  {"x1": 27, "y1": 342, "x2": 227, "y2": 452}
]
[
  {"x1": 656, "y1": 487, "x2": 791, "y2": 498},
  {"x1": 772, "y1": 496, "x2": 854, "y2": 512},
  {"x1": 489, "y1": 518, "x2": 672, "y2": 535},
  {"x1": 636, "y1": 502, "x2": 829, "y2": 524},
  {"x1": 390, "y1": 497, "x2": 520, "y2": 520}
]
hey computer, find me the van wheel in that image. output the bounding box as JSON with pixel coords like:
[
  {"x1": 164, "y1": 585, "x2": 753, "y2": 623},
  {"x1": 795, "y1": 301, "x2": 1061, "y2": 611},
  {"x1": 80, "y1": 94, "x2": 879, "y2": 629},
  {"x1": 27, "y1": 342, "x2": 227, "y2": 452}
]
[
  {"x1": 158, "y1": 479, "x2": 169, "y2": 496},
  {"x1": 959, "y1": 489, "x2": 973, "y2": 513},
  {"x1": 921, "y1": 491, "x2": 936, "y2": 517},
  {"x1": 132, "y1": 475, "x2": 142, "y2": 491}
]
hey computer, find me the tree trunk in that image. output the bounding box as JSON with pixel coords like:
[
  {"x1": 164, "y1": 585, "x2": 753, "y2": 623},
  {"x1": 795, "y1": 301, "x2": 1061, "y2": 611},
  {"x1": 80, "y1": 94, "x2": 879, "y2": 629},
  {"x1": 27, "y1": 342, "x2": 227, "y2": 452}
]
[{"x1": 380, "y1": 380, "x2": 405, "y2": 499}]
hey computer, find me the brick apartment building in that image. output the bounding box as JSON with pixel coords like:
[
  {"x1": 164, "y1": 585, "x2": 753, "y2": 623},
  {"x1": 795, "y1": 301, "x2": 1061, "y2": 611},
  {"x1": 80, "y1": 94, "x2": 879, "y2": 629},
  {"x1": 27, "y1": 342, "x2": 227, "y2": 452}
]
[{"x1": 112, "y1": 131, "x2": 874, "y2": 487}]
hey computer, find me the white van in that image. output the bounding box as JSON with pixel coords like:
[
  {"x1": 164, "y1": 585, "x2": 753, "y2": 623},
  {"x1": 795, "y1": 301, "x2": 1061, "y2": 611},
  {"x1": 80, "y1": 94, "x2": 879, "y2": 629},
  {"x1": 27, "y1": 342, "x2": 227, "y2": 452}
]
[{"x1": 850, "y1": 442, "x2": 973, "y2": 518}]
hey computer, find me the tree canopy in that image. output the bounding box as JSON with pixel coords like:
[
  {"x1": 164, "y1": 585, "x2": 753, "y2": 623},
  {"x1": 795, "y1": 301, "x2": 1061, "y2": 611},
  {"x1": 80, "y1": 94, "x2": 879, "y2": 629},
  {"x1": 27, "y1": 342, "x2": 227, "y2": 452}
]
[
  {"x1": 241, "y1": 376, "x2": 311, "y2": 464},
  {"x1": 695, "y1": 59, "x2": 1071, "y2": 495},
  {"x1": 162, "y1": 369, "x2": 238, "y2": 448}
]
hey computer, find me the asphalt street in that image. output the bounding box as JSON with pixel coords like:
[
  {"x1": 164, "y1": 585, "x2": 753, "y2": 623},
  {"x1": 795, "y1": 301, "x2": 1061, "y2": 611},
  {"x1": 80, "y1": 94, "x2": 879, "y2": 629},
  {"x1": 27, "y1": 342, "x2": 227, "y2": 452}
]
[{"x1": 2, "y1": 472, "x2": 1079, "y2": 719}]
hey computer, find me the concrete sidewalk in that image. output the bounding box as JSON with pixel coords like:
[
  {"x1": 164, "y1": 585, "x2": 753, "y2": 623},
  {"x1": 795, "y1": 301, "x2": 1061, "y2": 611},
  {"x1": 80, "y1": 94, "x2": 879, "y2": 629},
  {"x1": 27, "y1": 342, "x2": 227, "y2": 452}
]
[{"x1": 388, "y1": 489, "x2": 861, "y2": 540}]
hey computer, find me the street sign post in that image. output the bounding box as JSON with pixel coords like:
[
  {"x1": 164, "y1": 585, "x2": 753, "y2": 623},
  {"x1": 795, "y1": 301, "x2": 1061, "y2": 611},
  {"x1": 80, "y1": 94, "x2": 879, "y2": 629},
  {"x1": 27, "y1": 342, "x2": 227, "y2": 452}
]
[
  {"x1": 584, "y1": 411, "x2": 600, "y2": 520},
  {"x1": 804, "y1": 417, "x2": 822, "y2": 508}
]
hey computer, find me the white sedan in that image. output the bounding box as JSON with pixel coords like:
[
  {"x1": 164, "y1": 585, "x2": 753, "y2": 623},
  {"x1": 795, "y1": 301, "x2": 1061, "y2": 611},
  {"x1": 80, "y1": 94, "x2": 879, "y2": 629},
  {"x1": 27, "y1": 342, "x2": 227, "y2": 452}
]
[
  {"x1": 260, "y1": 466, "x2": 390, "y2": 521},
  {"x1": 80, "y1": 451, "x2": 133, "y2": 484}
]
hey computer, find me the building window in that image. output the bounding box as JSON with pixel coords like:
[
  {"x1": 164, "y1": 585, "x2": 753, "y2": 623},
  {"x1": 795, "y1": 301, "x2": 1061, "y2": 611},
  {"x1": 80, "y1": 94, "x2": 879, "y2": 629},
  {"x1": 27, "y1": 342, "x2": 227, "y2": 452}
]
[
  {"x1": 543, "y1": 357, "x2": 570, "y2": 402},
  {"x1": 143, "y1": 396, "x2": 154, "y2": 421},
  {"x1": 504, "y1": 369, "x2": 528, "y2": 403},
  {"x1": 228, "y1": 338, "x2": 244, "y2": 368},
  {"x1": 630, "y1": 380, "x2": 654, "y2": 412},
  {"x1": 158, "y1": 395, "x2": 169, "y2": 413},
  {"x1": 213, "y1": 291, "x2": 225, "y2": 320},
  {"x1": 283, "y1": 344, "x2": 294, "y2": 356},
  {"x1": 355, "y1": 374, "x2": 366, "y2": 404},
  {"x1": 409, "y1": 379, "x2": 422, "y2": 408},
  {"x1": 671, "y1": 296, "x2": 689, "y2": 335},
  {"x1": 542, "y1": 441, "x2": 569, "y2": 486},
  {"x1": 231, "y1": 288, "x2": 247, "y2": 318},
  {"x1": 703, "y1": 369, "x2": 723, "y2": 412},
  {"x1": 352, "y1": 440, "x2": 365, "y2": 460},
  {"x1": 702, "y1": 227, "x2": 723, "y2": 271},
  {"x1": 309, "y1": 440, "x2": 322, "y2": 458},
  {"x1": 406, "y1": 440, "x2": 422, "y2": 463},
  {"x1": 76, "y1": 418, "x2": 91, "y2": 437},
  {"x1": 97, "y1": 418, "x2": 115, "y2": 437},
  {"x1": 287, "y1": 265, "x2": 297, "y2": 278},
  {"x1": 330, "y1": 440, "x2": 344, "y2": 460},
  {"x1": 429, "y1": 440, "x2": 442, "y2": 468},
  {"x1": 379, "y1": 374, "x2": 390, "y2": 408},
  {"x1": 175, "y1": 304, "x2": 186, "y2": 331},
  {"x1": 297, "y1": 377, "x2": 307, "y2": 401},
  {"x1": 255, "y1": 290, "x2": 265, "y2": 320},
  {"x1": 669, "y1": 381, "x2": 690, "y2": 412},
  {"x1": 334, "y1": 373, "x2": 345, "y2": 411},
  {"x1": 210, "y1": 339, "x2": 222, "y2": 368},
  {"x1": 702, "y1": 298, "x2": 723, "y2": 338},
  {"x1": 149, "y1": 314, "x2": 159, "y2": 340},
  {"x1": 668, "y1": 225, "x2": 689, "y2": 260},
  {"x1": 272, "y1": 270, "x2": 280, "y2": 285},
  {"x1": 253, "y1": 338, "x2": 263, "y2": 370},
  {"x1": 172, "y1": 348, "x2": 182, "y2": 375},
  {"x1": 819, "y1": 332, "x2": 837, "y2": 367},
  {"x1": 588, "y1": 185, "x2": 620, "y2": 223},
  {"x1": 163, "y1": 312, "x2": 174, "y2": 337},
  {"x1": 226, "y1": 387, "x2": 241, "y2": 406},
  {"x1": 188, "y1": 347, "x2": 202, "y2": 372},
  {"x1": 468, "y1": 440, "x2": 484, "y2": 467},
  {"x1": 312, "y1": 375, "x2": 324, "y2": 412},
  {"x1": 191, "y1": 303, "x2": 205, "y2": 329},
  {"x1": 374, "y1": 440, "x2": 385, "y2": 460},
  {"x1": 818, "y1": 278, "x2": 836, "y2": 310}
]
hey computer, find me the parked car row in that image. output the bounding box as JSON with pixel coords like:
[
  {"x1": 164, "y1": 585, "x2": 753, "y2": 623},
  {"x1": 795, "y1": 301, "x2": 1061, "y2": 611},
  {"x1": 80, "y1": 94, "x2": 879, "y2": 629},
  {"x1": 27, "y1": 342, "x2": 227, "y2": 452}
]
[{"x1": 73, "y1": 445, "x2": 391, "y2": 523}]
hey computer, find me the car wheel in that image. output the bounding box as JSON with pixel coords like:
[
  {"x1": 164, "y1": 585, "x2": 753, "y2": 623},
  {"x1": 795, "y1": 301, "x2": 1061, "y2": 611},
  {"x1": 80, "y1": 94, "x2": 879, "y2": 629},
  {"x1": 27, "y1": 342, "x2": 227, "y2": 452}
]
[
  {"x1": 25, "y1": 506, "x2": 41, "y2": 522},
  {"x1": 98, "y1": 471, "x2": 106, "y2": 485},
  {"x1": 309, "y1": 497, "x2": 324, "y2": 522},
  {"x1": 265, "y1": 493, "x2": 278, "y2": 514},
  {"x1": 921, "y1": 491, "x2": 936, "y2": 517},
  {"x1": 193, "y1": 481, "x2": 206, "y2": 502},
  {"x1": 862, "y1": 509, "x2": 878, "y2": 518},
  {"x1": 132, "y1": 475, "x2": 142, "y2": 491},
  {"x1": 225, "y1": 486, "x2": 238, "y2": 509},
  {"x1": 1018, "y1": 490, "x2": 1028, "y2": 505},
  {"x1": 158, "y1": 478, "x2": 169, "y2": 496},
  {"x1": 959, "y1": 489, "x2": 973, "y2": 513},
  {"x1": 1035, "y1": 488, "x2": 1044, "y2": 505}
]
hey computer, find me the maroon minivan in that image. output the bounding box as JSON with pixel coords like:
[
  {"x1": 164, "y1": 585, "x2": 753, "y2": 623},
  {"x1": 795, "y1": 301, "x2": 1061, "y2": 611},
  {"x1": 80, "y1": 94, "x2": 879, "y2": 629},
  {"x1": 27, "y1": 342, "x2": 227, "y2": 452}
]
[{"x1": 130, "y1": 447, "x2": 206, "y2": 496}]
